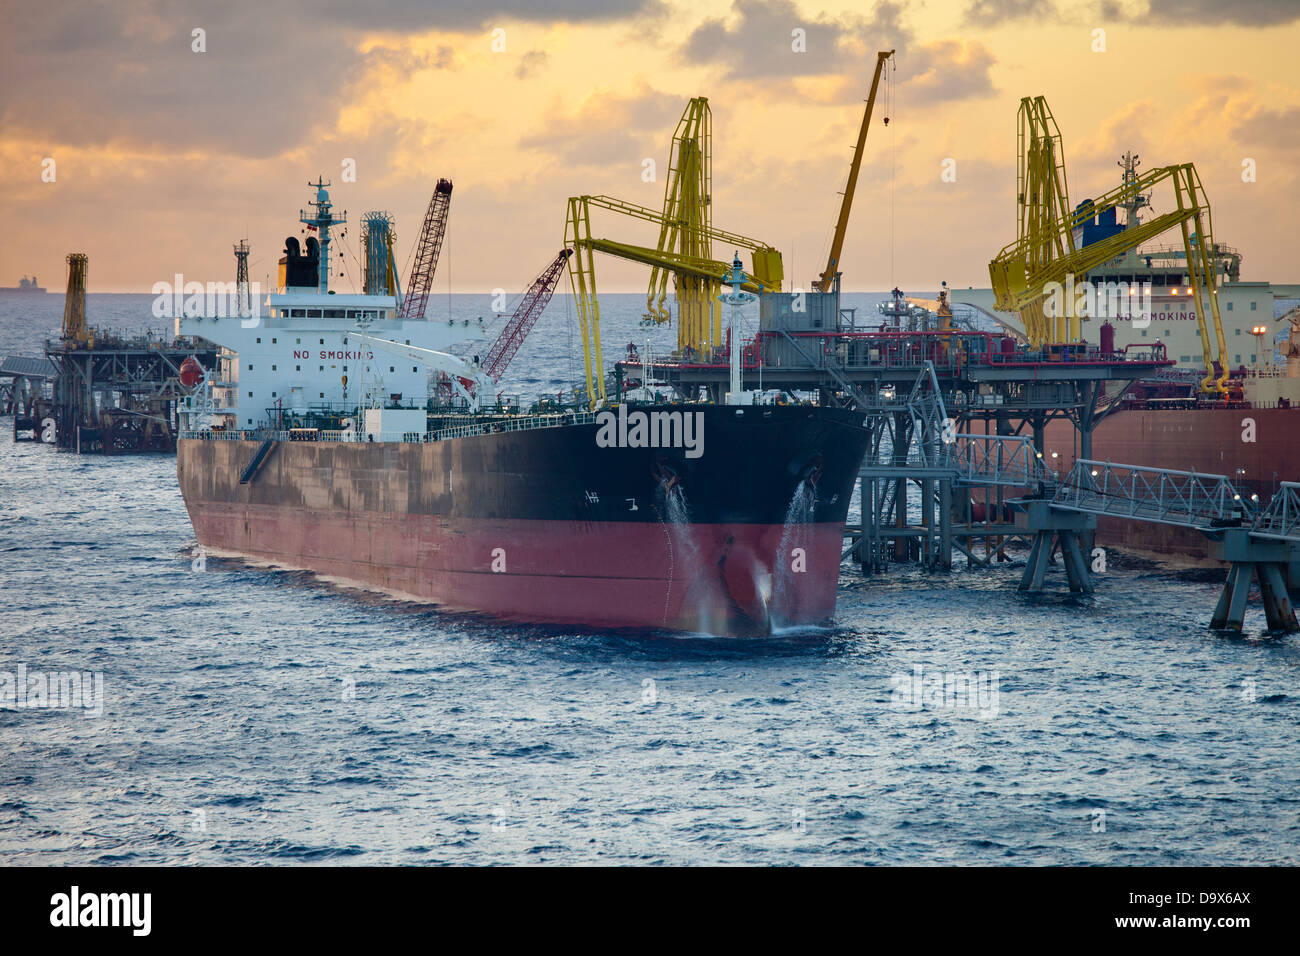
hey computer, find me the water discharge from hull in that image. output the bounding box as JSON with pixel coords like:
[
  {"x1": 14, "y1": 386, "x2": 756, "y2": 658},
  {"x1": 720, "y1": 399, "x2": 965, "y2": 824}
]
[
  {"x1": 660, "y1": 481, "x2": 728, "y2": 634},
  {"x1": 772, "y1": 479, "x2": 816, "y2": 628}
]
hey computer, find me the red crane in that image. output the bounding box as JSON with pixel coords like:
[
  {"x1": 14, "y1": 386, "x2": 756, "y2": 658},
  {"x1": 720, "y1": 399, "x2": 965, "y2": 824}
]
[
  {"x1": 482, "y1": 249, "x2": 572, "y2": 383},
  {"x1": 399, "y1": 178, "x2": 453, "y2": 320}
]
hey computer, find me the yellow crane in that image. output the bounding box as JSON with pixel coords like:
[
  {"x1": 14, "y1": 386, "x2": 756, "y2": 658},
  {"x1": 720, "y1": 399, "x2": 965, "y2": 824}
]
[
  {"x1": 564, "y1": 98, "x2": 783, "y2": 408},
  {"x1": 1011, "y1": 95, "x2": 1076, "y2": 344},
  {"x1": 815, "y1": 49, "x2": 893, "y2": 292},
  {"x1": 990, "y1": 160, "x2": 1230, "y2": 394}
]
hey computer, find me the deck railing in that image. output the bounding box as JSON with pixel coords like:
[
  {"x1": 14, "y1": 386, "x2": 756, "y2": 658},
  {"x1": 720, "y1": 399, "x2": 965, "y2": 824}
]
[{"x1": 180, "y1": 410, "x2": 603, "y2": 444}]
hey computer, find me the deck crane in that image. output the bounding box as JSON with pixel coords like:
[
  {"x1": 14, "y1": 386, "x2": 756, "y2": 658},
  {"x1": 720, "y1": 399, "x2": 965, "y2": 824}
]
[
  {"x1": 399, "y1": 178, "x2": 453, "y2": 320},
  {"x1": 481, "y1": 249, "x2": 573, "y2": 383},
  {"x1": 563, "y1": 97, "x2": 784, "y2": 408},
  {"x1": 989, "y1": 160, "x2": 1231, "y2": 395},
  {"x1": 646, "y1": 97, "x2": 716, "y2": 351},
  {"x1": 1010, "y1": 96, "x2": 1077, "y2": 344},
  {"x1": 352, "y1": 331, "x2": 492, "y2": 410},
  {"x1": 565, "y1": 196, "x2": 783, "y2": 408},
  {"x1": 815, "y1": 49, "x2": 893, "y2": 292}
]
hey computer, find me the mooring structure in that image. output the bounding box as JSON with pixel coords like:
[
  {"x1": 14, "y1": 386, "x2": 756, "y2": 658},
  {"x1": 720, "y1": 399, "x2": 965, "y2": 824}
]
[{"x1": 40, "y1": 253, "x2": 218, "y2": 453}]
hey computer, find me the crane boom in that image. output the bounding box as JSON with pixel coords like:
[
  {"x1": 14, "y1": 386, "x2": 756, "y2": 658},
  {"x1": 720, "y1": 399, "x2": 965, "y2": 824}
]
[
  {"x1": 352, "y1": 330, "x2": 491, "y2": 409},
  {"x1": 564, "y1": 206, "x2": 780, "y2": 409},
  {"x1": 559, "y1": 97, "x2": 785, "y2": 409},
  {"x1": 648, "y1": 98, "x2": 716, "y2": 353},
  {"x1": 817, "y1": 49, "x2": 893, "y2": 292},
  {"x1": 989, "y1": 161, "x2": 1230, "y2": 394},
  {"x1": 1017, "y1": 96, "x2": 1076, "y2": 290},
  {"x1": 482, "y1": 249, "x2": 572, "y2": 383},
  {"x1": 563, "y1": 190, "x2": 782, "y2": 410},
  {"x1": 400, "y1": 178, "x2": 453, "y2": 320}
]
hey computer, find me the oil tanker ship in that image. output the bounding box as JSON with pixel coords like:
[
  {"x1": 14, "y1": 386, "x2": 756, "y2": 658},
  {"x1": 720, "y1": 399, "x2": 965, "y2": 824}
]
[
  {"x1": 0, "y1": 275, "x2": 46, "y2": 294},
  {"x1": 1030, "y1": 155, "x2": 1300, "y2": 564},
  {"x1": 174, "y1": 183, "x2": 870, "y2": 634}
]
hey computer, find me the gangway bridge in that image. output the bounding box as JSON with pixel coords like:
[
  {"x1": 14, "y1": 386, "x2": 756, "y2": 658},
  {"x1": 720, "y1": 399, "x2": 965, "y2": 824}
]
[
  {"x1": 844, "y1": 362, "x2": 1057, "y2": 572},
  {"x1": 1016, "y1": 460, "x2": 1300, "y2": 633}
]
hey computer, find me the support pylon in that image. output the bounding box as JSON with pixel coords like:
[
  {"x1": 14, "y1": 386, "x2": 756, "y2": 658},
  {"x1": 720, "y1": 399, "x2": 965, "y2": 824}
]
[
  {"x1": 1015, "y1": 499, "x2": 1096, "y2": 594},
  {"x1": 1208, "y1": 530, "x2": 1300, "y2": 633}
]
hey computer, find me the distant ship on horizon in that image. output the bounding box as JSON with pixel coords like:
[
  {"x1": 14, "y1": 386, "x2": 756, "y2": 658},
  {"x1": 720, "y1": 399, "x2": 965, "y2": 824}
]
[{"x1": 0, "y1": 275, "x2": 47, "y2": 294}]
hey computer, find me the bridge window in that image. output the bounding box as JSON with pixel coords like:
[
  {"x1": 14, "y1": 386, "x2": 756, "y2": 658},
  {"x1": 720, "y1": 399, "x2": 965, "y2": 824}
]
[
  {"x1": 307, "y1": 309, "x2": 322, "y2": 318},
  {"x1": 291, "y1": 309, "x2": 305, "y2": 318}
]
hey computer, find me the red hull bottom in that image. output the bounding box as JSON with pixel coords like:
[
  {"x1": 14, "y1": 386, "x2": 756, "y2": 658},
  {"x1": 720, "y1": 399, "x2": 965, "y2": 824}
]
[{"x1": 187, "y1": 502, "x2": 844, "y2": 635}]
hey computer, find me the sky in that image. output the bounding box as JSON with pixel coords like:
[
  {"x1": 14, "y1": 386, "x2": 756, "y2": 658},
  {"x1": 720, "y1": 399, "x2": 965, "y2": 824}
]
[{"x1": 1, "y1": 0, "x2": 1297, "y2": 293}]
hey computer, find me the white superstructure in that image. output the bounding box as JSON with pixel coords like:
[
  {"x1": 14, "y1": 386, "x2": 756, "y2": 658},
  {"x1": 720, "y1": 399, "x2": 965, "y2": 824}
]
[
  {"x1": 176, "y1": 293, "x2": 483, "y2": 428},
  {"x1": 175, "y1": 181, "x2": 484, "y2": 428}
]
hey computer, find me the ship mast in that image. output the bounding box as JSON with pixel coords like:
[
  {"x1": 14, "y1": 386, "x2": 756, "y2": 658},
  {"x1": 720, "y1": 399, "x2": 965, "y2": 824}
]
[
  {"x1": 300, "y1": 177, "x2": 346, "y2": 293},
  {"x1": 1117, "y1": 152, "x2": 1151, "y2": 228},
  {"x1": 721, "y1": 252, "x2": 756, "y2": 405}
]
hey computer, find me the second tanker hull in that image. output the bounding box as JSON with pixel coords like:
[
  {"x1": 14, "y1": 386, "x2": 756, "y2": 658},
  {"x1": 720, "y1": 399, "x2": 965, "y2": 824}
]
[
  {"x1": 178, "y1": 405, "x2": 869, "y2": 634},
  {"x1": 1044, "y1": 405, "x2": 1300, "y2": 563}
]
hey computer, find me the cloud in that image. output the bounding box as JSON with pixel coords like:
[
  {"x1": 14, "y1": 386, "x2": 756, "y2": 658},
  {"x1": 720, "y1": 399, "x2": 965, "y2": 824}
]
[
  {"x1": 1097, "y1": 0, "x2": 1300, "y2": 26},
  {"x1": 515, "y1": 49, "x2": 550, "y2": 79},
  {"x1": 0, "y1": 0, "x2": 663, "y2": 158},
  {"x1": 517, "y1": 87, "x2": 686, "y2": 168},
  {"x1": 901, "y1": 40, "x2": 997, "y2": 106},
  {"x1": 682, "y1": 0, "x2": 843, "y2": 79},
  {"x1": 681, "y1": 0, "x2": 907, "y2": 79},
  {"x1": 963, "y1": 0, "x2": 1058, "y2": 24},
  {"x1": 678, "y1": 0, "x2": 997, "y2": 107},
  {"x1": 1233, "y1": 106, "x2": 1300, "y2": 152}
]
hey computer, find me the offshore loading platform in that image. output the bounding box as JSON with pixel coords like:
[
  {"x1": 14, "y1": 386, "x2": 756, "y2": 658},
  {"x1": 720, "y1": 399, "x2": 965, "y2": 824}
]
[
  {"x1": 559, "y1": 53, "x2": 1166, "y2": 577},
  {"x1": 4, "y1": 253, "x2": 218, "y2": 452},
  {"x1": 553, "y1": 53, "x2": 1299, "y2": 632}
]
